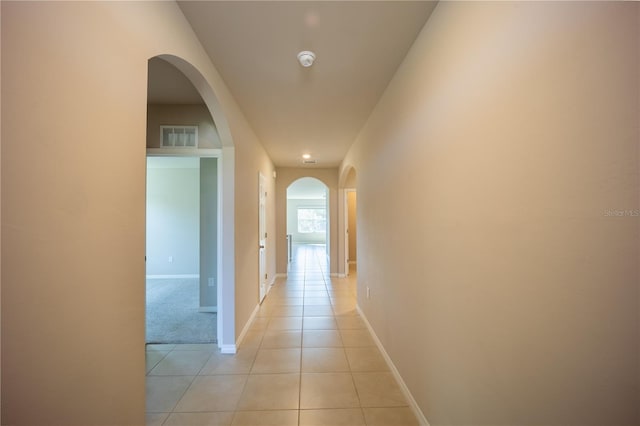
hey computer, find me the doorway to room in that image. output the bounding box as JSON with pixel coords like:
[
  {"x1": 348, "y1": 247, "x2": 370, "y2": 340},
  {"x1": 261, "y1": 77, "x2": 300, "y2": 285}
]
[
  {"x1": 345, "y1": 189, "x2": 357, "y2": 276},
  {"x1": 342, "y1": 166, "x2": 358, "y2": 278},
  {"x1": 286, "y1": 178, "x2": 330, "y2": 274},
  {"x1": 145, "y1": 56, "x2": 224, "y2": 345},
  {"x1": 258, "y1": 173, "x2": 268, "y2": 302},
  {"x1": 145, "y1": 156, "x2": 219, "y2": 344}
]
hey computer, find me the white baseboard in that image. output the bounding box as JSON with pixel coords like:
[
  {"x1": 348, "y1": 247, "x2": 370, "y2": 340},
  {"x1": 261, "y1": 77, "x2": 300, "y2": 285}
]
[
  {"x1": 356, "y1": 305, "x2": 430, "y2": 426},
  {"x1": 275, "y1": 273, "x2": 288, "y2": 279},
  {"x1": 198, "y1": 306, "x2": 217, "y2": 313},
  {"x1": 146, "y1": 274, "x2": 199, "y2": 279},
  {"x1": 219, "y1": 344, "x2": 236, "y2": 354},
  {"x1": 235, "y1": 303, "x2": 260, "y2": 350},
  {"x1": 348, "y1": 260, "x2": 357, "y2": 265}
]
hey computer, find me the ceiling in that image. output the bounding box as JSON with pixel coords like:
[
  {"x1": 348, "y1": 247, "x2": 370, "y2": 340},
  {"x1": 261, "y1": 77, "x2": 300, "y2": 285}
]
[
  {"x1": 157, "y1": 1, "x2": 437, "y2": 167},
  {"x1": 147, "y1": 57, "x2": 204, "y2": 104}
]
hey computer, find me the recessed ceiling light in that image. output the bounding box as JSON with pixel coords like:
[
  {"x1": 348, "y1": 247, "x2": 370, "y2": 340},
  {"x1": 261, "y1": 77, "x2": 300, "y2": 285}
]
[
  {"x1": 302, "y1": 153, "x2": 311, "y2": 159},
  {"x1": 297, "y1": 51, "x2": 316, "y2": 68}
]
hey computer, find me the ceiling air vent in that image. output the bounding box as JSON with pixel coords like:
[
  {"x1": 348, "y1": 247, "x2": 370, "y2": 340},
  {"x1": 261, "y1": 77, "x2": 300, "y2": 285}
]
[
  {"x1": 302, "y1": 159, "x2": 317, "y2": 165},
  {"x1": 160, "y1": 125, "x2": 198, "y2": 148}
]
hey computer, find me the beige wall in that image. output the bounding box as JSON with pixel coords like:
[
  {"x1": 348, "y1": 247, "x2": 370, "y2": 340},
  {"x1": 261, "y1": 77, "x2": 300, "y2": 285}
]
[
  {"x1": 341, "y1": 2, "x2": 639, "y2": 424},
  {"x1": 233, "y1": 131, "x2": 276, "y2": 335},
  {"x1": 1, "y1": 1, "x2": 274, "y2": 424},
  {"x1": 275, "y1": 168, "x2": 339, "y2": 275},
  {"x1": 146, "y1": 104, "x2": 222, "y2": 148}
]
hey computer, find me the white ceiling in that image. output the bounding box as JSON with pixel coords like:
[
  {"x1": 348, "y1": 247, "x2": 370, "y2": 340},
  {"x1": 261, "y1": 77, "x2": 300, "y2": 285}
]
[{"x1": 158, "y1": 1, "x2": 437, "y2": 168}]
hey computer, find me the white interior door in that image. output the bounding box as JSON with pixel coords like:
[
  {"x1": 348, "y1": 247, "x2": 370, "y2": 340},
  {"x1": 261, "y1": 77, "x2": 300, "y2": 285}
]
[{"x1": 259, "y1": 173, "x2": 267, "y2": 302}]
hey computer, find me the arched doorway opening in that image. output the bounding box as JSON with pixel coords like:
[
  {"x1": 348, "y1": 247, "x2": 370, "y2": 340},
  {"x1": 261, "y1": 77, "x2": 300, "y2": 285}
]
[
  {"x1": 343, "y1": 168, "x2": 357, "y2": 277},
  {"x1": 145, "y1": 55, "x2": 236, "y2": 352},
  {"x1": 338, "y1": 166, "x2": 357, "y2": 280},
  {"x1": 286, "y1": 178, "x2": 330, "y2": 277}
]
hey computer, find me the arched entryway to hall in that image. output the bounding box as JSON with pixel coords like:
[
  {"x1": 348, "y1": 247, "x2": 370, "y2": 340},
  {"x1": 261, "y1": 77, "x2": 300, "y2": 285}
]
[
  {"x1": 343, "y1": 168, "x2": 357, "y2": 277},
  {"x1": 145, "y1": 54, "x2": 236, "y2": 353},
  {"x1": 275, "y1": 169, "x2": 339, "y2": 279},
  {"x1": 286, "y1": 178, "x2": 330, "y2": 276}
]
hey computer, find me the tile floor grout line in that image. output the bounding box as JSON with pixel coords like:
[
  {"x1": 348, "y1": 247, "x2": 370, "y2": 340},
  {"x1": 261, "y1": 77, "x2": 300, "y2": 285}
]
[
  {"x1": 299, "y1": 259, "x2": 306, "y2": 418},
  {"x1": 193, "y1": 351, "x2": 217, "y2": 377},
  {"x1": 164, "y1": 374, "x2": 198, "y2": 419}
]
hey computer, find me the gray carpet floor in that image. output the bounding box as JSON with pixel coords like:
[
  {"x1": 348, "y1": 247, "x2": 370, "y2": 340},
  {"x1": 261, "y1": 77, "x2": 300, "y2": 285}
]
[{"x1": 146, "y1": 278, "x2": 217, "y2": 344}]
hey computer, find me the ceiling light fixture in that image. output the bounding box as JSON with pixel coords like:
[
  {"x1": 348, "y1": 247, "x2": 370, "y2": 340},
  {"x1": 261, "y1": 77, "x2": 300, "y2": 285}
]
[
  {"x1": 302, "y1": 153, "x2": 311, "y2": 159},
  {"x1": 297, "y1": 51, "x2": 316, "y2": 68}
]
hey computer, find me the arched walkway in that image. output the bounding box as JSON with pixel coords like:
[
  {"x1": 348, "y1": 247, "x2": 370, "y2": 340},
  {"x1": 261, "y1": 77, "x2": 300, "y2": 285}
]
[
  {"x1": 275, "y1": 169, "x2": 339, "y2": 278},
  {"x1": 339, "y1": 165, "x2": 357, "y2": 277},
  {"x1": 146, "y1": 54, "x2": 236, "y2": 352},
  {"x1": 286, "y1": 177, "x2": 330, "y2": 273}
]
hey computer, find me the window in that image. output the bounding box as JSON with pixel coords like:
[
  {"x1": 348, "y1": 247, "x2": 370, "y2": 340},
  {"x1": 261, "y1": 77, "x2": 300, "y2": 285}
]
[{"x1": 297, "y1": 207, "x2": 326, "y2": 233}]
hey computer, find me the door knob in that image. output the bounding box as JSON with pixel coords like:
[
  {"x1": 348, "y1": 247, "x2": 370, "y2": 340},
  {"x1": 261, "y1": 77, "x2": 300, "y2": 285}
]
[{"x1": 259, "y1": 245, "x2": 265, "y2": 249}]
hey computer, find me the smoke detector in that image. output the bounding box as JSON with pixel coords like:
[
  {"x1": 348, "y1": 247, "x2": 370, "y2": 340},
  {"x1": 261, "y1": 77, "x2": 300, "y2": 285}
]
[{"x1": 297, "y1": 51, "x2": 316, "y2": 67}]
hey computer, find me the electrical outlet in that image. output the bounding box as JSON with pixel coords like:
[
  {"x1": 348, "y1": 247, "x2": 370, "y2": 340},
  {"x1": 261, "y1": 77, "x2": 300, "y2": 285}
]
[
  {"x1": 208, "y1": 277, "x2": 215, "y2": 287},
  {"x1": 366, "y1": 287, "x2": 371, "y2": 299}
]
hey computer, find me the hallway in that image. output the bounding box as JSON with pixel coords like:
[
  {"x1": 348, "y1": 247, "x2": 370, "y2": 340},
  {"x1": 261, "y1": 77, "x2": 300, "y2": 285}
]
[{"x1": 146, "y1": 244, "x2": 418, "y2": 425}]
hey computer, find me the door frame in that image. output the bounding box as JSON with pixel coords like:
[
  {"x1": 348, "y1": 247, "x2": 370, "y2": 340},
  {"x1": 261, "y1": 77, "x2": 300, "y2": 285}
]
[
  {"x1": 344, "y1": 188, "x2": 356, "y2": 276},
  {"x1": 258, "y1": 172, "x2": 268, "y2": 302},
  {"x1": 146, "y1": 148, "x2": 224, "y2": 341}
]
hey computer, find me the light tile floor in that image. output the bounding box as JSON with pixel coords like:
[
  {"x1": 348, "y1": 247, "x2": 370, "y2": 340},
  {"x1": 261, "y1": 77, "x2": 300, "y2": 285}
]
[{"x1": 146, "y1": 244, "x2": 419, "y2": 425}]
